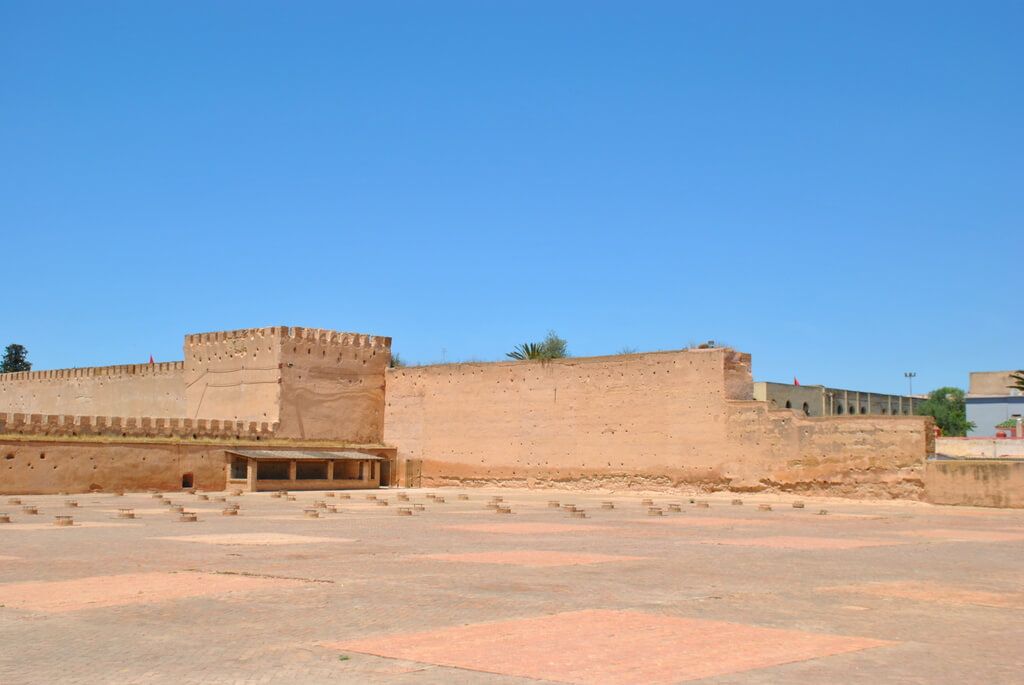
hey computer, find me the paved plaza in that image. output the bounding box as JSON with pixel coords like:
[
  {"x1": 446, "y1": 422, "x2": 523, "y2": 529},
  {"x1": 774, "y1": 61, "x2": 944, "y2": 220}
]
[{"x1": 0, "y1": 487, "x2": 1022, "y2": 684}]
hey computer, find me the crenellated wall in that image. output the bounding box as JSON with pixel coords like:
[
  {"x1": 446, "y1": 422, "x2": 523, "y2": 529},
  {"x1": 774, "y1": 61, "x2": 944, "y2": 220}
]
[
  {"x1": 383, "y1": 348, "x2": 934, "y2": 498},
  {"x1": 184, "y1": 327, "x2": 285, "y2": 424},
  {"x1": 183, "y1": 326, "x2": 390, "y2": 440},
  {"x1": 0, "y1": 325, "x2": 391, "y2": 444},
  {"x1": 276, "y1": 327, "x2": 390, "y2": 441},
  {"x1": 0, "y1": 412, "x2": 276, "y2": 440},
  {"x1": 0, "y1": 362, "x2": 185, "y2": 417}
]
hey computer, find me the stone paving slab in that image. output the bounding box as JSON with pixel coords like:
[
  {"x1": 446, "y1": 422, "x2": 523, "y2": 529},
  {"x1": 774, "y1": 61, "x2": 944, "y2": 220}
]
[
  {"x1": 895, "y1": 528, "x2": 1024, "y2": 542},
  {"x1": 819, "y1": 581, "x2": 1024, "y2": 609},
  {"x1": 690, "y1": 535, "x2": 911, "y2": 550},
  {"x1": 443, "y1": 522, "x2": 616, "y2": 534},
  {"x1": 156, "y1": 533, "x2": 356, "y2": 546},
  {"x1": 0, "y1": 571, "x2": 308, "y2": 613},
  {"x1": 417, "y1": 551, "x2": 648, "y2": 567},
  {"x1": 0, "y1": 486, "x2": 1022, "y2": 684},
  {"x1": 327, "y1": 609, "x2": 894, "y2": 684}
]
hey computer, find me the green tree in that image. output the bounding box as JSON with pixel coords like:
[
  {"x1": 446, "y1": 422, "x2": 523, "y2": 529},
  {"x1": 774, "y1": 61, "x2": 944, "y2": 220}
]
[
  {"x1": 916, "y1": 386, "x2": 974, "y2": 436},
  {"x1": 538, "y1": 331, "x2": 568, "y2": 359},
  {"x1": 0, "y1": 344, "x2": 31, "y2": 373},
  {"x1": 506, "y1": 331, "x2": 570, "y2": 361},
  {"x1": 389, "y1": 352, "x2": 406, "y2": 368}
]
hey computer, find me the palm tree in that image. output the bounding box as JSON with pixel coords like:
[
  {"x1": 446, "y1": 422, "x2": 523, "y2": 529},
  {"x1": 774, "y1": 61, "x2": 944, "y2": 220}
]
[
  {"x1": 1009, "y1": 371, "x2": 1024, "y2": 393},
  {"x1": 506, "y1": 342, "x2": 544, "y2": 360}
]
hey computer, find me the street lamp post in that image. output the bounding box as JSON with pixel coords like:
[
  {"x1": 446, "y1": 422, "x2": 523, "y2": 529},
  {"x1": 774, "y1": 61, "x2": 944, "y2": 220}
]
[{"x1": 904, "y1": 371, "x2": 916, "y2": 398}]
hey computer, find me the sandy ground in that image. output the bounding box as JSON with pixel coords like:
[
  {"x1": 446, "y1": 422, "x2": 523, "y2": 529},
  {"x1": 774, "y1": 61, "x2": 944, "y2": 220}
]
[{"x1": 0, "y1": 486, "x2": 1021, "y2": 684}]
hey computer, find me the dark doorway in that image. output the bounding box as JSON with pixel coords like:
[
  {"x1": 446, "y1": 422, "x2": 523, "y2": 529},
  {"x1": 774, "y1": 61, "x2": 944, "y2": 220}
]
[
  {"x1": 181, "y1": 473, "x2": 194, "y2": 489},
  {"x1": 379, "y1": 460, "x2": 391, "y2": 487}
]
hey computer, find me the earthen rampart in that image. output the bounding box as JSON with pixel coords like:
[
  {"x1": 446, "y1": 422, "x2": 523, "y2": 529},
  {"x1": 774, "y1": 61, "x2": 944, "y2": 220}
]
[
  {"x1": 0, "y1": 361, "x2": 185, "y2": 417},
  {"x1": 383, "y1": 348, "x2": 934, "y2": 498},
  {"x1": 0, "y1": 412, "x2": 276, "y2": 440},
  {"x1": 184, "y1": 326, "x2": 390, "y2": 441}
]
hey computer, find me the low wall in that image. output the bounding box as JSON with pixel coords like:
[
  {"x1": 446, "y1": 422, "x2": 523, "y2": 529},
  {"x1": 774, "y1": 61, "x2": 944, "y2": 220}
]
[
  {"x1": 0, "y1": 435, "x2": 396, "y2": 495},
  {"x1": 0, "y1": 412, "x2": 276, "y2": 440},
  {"x1": 726, "y1": 402, "x2": 932, "y2": 499},
  {"x1": 0, "y1": 362, "x2": 185, "y2": 417},
  {"x1": 935, "y1": 437, "x2": 1024, "y2": 460},
  {"x1": 924, "y1": 459, "x2": 1024, "y2": 508},
  {"x1": 384, "y1": 349, "x2": 934, "y2": 498},
  {"x1": 0, "y1": 439, "x2": 229, "y2": 494}
]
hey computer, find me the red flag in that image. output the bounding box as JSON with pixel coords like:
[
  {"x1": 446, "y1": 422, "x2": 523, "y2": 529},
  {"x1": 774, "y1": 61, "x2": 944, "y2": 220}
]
[
  {"x1": 149, "y1": 355, "x2": 155, "y2": 364},
  {"x1": 793, "y1": 377, "x2": 800, "y2": 386}
]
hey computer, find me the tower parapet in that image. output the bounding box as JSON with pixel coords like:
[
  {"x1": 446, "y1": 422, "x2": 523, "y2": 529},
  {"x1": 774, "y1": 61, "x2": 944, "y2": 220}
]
[{"x1": 184, "y1": 326, "x2": 390, "y2": 441}]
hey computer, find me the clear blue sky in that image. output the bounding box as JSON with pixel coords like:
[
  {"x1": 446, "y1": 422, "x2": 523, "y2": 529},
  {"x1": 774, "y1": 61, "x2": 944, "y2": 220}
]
[{"x1": 1, "y1": 2, "x2": 1020, "y2": 395}]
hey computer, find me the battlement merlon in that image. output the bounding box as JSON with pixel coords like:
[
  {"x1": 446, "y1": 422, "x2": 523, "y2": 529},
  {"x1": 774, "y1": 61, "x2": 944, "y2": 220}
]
[
  {"x1": 184, "y1": 326, "x2": 391, "y2": 350},
  {"x1": 0, "y1": 361, "x2": 185, "y2": 382},
  {"x1": 0, "y1": 412, "x2": 278, "y2": 439}
]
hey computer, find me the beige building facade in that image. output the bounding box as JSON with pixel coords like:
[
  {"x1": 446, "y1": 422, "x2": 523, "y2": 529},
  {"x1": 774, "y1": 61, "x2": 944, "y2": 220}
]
[
  {"x1": 965, "y1": 370, "x2": 1024, "y2": 437},
  {"x1": 753, "y1": 381, "x2": 921, "y2": 417}
]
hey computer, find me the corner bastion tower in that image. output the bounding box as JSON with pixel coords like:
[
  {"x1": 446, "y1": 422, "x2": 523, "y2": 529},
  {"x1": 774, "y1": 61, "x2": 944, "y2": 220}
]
[
  {"x1": 185, "y1": 327, "x2": 390, "y2": 442},
  {"x1": 0, "y1": 326, "x2": 395, "y2": 494}
]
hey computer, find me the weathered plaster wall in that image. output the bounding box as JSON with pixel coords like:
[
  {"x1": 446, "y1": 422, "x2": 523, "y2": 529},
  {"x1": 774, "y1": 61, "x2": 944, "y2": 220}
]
[
  {"x1": 276, "y1": 328, "x2": 390, "y2": 441},
  {"x1": 384, "y1": 349, "x2": 933, "y2": 498},
  {"x1": 0, "y1": 412, "x2": 276, "y2": 440},
  {"x1": 185, "y1": 326, "x2": 391, "y2": 441},
  {"x1": 184, "y1": 328, "x2": 284, "y2": 424},
  {"x1": 0, "y1": 430, "x2": 396, "y2": 494},
  {"x1": 935, "y1": 437, "x2": 1024, "y2": 459},
  {"x1": 726, "y1": 403, "x2": 932, "y2": 498},
  {"x1": 924, "y1": 459, "x2": 1024, "y2": 508},
  {"x1": 968, "y1": 370, "x2": 1016, "y2": 395},
  {"x1": 0, "y1": 439, "x2": 229, "y2": 494},
  {"x1": 0, "y1": 326, "x2": 390, "y2": 444},
  {"x1": 0, "y1": 363, "x2": 185, "y2": 417}
]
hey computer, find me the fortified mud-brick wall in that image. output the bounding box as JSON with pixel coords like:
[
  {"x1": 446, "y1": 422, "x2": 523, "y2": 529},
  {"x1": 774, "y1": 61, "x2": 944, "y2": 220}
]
[
  {"x1": 0, "y1": 413, "x2": 277, "y2": 440},
  {"x1": 276, "y1": 328, "x2": 391, "y2": 441},
  {"x1": 0, "y1": 363, "x2": 185, "y2": 417},
  {"x1": 184, "y1": 328, "x2": 285, "y2": 424},
  {"x1": 384, "y1": 348, "x2": 753, "y2": 488},
  {"x1": 0, "y1": 440, "x2": 229, "y2": 494},
  {"x1": 724, "y1": 402, "x2": 933, "y2": 498},
  {"x1": 185, "y1": 326, "x2": 390, "y2": 441},
  {"x1": 383, "y1": 347, "x2": 934, "y2": 498}
]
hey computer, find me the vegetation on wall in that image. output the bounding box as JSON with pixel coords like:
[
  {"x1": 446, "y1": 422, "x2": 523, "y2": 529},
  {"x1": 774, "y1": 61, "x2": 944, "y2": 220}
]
[
  {"x1": 916, "y1": 386, "x2": 974, "y2": 436},
  {"x1": 1008, "y1": 371, "x2": 1024, "y2": 393},
  {"x1": 1, "y1": 344, "x2": 31, "y2": 373},
  {"x1": 507, "y1": 331, "x2": 569, "y2": 361},
  {"x1": 389, "y1": 352, "x2": 406, "y2": 368}
]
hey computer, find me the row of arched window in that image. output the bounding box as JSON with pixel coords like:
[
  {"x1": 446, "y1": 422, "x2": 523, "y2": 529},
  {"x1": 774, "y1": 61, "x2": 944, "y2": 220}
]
[{"x1": 783, "y1": 400, "x2": 911, "y2": 416}]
